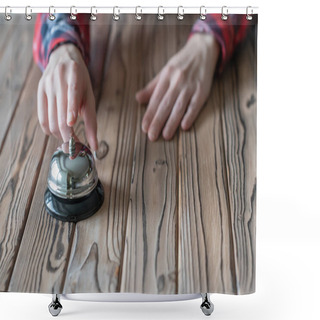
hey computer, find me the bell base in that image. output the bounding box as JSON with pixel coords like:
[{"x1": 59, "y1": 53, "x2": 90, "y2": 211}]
[{"x1": 44, "y1": 180, "x2": 104, "y2": 222}]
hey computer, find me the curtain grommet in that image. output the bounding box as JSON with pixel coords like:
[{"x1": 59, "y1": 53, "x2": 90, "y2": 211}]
[
  {"x1": 157, "y1": 6, "x2": 164, "y2": 21},
  {"x1": 90, "y1": 6, "x2": 97, "y2": 21},
  {"x1": 177, "y1": 6, "x2": 184, "y2": 21},
  {"x1": 246, "y1": 6, "x2": 253, "y2": 21},
  {"x1": 5, "y1": 6, "x2": 12, "y2": 21},
  {"x1": 113, "y1": 6, "x2": 120, "y2": 21},
  {"x1": 49, "y1": 6, "x2": 55, "y2": 21},
  {"x1": 70, "y1": 6, "x2": 77, "y2": 21},
  {"x1": 221, "y1": 6, "x2": 228, "y2": 21},
  {"x1": 200, "y1": 6, "x2": 206, "y2": 20},
  {"x1": 25, "y1": 6, "x2": 32, "y2": 21},
  {"x1": 135, "y1": 6, "x2": 142, "y2": 21}
]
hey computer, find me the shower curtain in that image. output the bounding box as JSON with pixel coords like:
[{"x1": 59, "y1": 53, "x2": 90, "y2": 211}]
[{"x1": 0, "y1": 10, "x2": 257, "y2": 296}]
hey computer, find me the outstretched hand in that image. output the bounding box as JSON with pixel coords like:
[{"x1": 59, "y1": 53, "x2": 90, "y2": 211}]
[
  {"x1": 37, "y1": 43, "x2": 98, "y2": 151},
  {"x1": 136, "y1": 33, "x2": 220, "y2": 141}
]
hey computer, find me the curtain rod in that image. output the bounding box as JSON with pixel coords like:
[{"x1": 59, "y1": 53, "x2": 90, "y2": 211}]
[{"x1": 0, "y1": 6, "x2": 259, "y2": 15}]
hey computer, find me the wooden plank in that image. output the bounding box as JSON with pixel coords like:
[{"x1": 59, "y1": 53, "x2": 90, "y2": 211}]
[
  {"x1": 119, "y1": 15, "x2": 191, "y2": 294},
  {"x1": 220, "y1": 30, "x2": 257, "y2": 294},
  {"x1": 63, "y1": 16, "x2": 139, "y2": 293},
  {"x1": 177, "y1": 20, "x2": 257, "y2": 294},
  {"x1": 0, "y1": 64, "x2": 47, "y2": 292},
  {"x1": 0, "y1": 17, "x2": 34, "y2": 152},
  {"x1": 178, "y1": 80, "x2": 237, "y2": 294},
  {"x1": 8, "y1": 135, "x2": 73, "y2": 293},
  {"x1": 4, "y1": 16, "x2": 256, "y2": 295},
  {"x1": 0, "y1": 20, "x2": 15, "y2": 54},
  {"x1": 8, "y1": 18, "x2": 111, "y2": 293},
  {"x1": 88, "y1": 15, "x2": 111, "y2": 101}
]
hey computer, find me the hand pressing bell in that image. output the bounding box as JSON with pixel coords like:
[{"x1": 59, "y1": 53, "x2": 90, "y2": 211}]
[{"x1": 44, "y1": 135, "x2": 104, "y2": 223}]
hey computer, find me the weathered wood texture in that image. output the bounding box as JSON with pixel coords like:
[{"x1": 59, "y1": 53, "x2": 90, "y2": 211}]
[
  {"x1": 0, "y1": 16, "x2": 34, "y2": 152},
  {"x1": 0, "y1": 61, "x2": 47, "y2": 292},
  {"x1": 220, "y1": 31, "x2": 257, "y2": 293},
  {"x1": 120, "y1": 16, "x2": 186, "y2": 294},
  {"x1": 64, "y1": 16, "x2": 140, "y2": 293},
  {"x1": 0, "y1": 15, "x2": 256, "y2": 294},
  {"x1": 178, "y1": 28, "x2": 257, "y2": 294},
  {"x1": 4, "y1": 18, "x2": 110, "y2": 294}
]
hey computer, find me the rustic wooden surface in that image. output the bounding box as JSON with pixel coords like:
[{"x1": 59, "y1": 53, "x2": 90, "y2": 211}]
[{"x1": 0, "y1": 15, "x2": 257, "y2": 294}]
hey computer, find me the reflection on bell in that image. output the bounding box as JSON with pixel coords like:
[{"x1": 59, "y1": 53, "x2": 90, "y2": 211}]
[{"x1": 44, "y1": 136, "x2": 104, "y2": 222}]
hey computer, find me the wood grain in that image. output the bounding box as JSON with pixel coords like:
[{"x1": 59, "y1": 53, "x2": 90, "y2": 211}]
[
  {"x1": 177, "y1": 29, "x2": 257, "y2": 294},
  {"x1": 8, "y1": 128, "x2": 73, "y2": 293},
  {"x1": 220, "y1": 32, "x2": 257, "y2": 293},
  {"x1": 89, "y1": 15, "x2": 112, "y2": 101},
  {"x1": 178, "y1": 79, "x2": 238, "y2": 293},
  {"x1": 64, "y1": 16, "x2": 139, "y2": 293},
  {"x1": 119, "y1": 15, "x2": 194, "y2": 294},
  {"x1": 0, "y1": 17, "x2": 34, "y2": 152},
  {"x1": 1, "y1": 16, "x2": 257, "y2": 294},
  {"x1": 7, "y1": 18, "x2": 111, "y2": 293},
  {"x1": 0, "y1": 64, "x2": 47, "y2": 292}
]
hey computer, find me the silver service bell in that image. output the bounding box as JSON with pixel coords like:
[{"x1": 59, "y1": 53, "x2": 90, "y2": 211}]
[{"x1": 44, "y1": 136, "x2": 104, "y2": 222}]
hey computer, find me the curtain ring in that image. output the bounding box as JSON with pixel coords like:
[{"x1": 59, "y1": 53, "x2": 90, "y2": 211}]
[
  {"x1": 177, "y1": 6, "x2": 184, "y2": 21},
  {"x1": 157, "y1": 6, "x2": 164, "y2": 21},
  {"x1": 49, "y1": 6, "x2": 55, "y2": 21},
  {"x1": 70, "y1": 6, "x2": 77, "y2": 21},
  {"x1": 113, "y1": 6, "x2": 120, "y2": 21},
  {"x1": 221, "y1": 6, "x2": 228, "y2": 21},
  {"x1": 5, "y1": 6, "x2": 12, "y2": 21},
  {"x1": 246, "y1": 6, "x2": 253, "y2": 21},
  {"x1": 90, "y1": 6, "x2": 97, "y2": 21},
  {"x1": 135, "y1": 6, "x2": 142, "y2": 21},
  {"x1": 25, "y1": 6, "x2": 32, "y2": 21},
  {"x1": 200, "y1": 6, "x2": 206, "y2": 20}
]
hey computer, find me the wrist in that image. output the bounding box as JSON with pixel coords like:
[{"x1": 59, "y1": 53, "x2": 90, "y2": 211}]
[
  {"x1": 48, "y1": 43, "x2": 84, "y2": 65},
  {"x1": 188, "y1": 33, "x2": 220, "y2": 67}
]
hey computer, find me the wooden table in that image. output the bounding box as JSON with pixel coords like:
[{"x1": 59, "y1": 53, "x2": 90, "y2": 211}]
[{"x1": 0, "y1": 15, "x2": 256, "y2": 295}]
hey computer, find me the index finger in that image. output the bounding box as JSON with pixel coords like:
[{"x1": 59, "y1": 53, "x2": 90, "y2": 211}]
[{"x1": 67, "y1": 62, "x2": 82, "y2": 127}]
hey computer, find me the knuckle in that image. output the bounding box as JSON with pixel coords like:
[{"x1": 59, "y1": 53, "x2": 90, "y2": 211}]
[
  {"x1": 46, "y1": 73, "x2": 55, "y2": 86},
  {"x1": 176, "y1": 69, "x2": 186, "y2": 83},
  {"x1": 166, "y1": 63, "x2": 175, "y2": 74},
  {"x1": 70, "y1": 60, "x2": 80, "y2": 73},
  {"x1": 176, "y1": 100, "x2": 184, "y2": 113},
  {"x1": 161, "y1": 97, "x2": 171, "y2": 110},
  {"x1": 56, "y1": 61, "x2": 66, "y2": 75},
  {"x1": 68, "y1": 80, "x2": 79, "y2": 94}
]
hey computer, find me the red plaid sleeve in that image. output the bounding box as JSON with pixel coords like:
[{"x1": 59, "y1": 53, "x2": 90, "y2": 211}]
[
  {"x1": 33, "y1": 13, "x2": 90, "y2": 72},
  {"x1": 190, "y1": 14, "x2": 250, "y2": 73}
]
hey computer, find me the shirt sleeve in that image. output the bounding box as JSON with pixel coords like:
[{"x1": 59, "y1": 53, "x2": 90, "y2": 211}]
[
  {"x1": 33, "y1": 13, "x2": 90, "y2": 72},
  {"x1": 190, "y1": 14, "x2": 250, "y2": 73}
]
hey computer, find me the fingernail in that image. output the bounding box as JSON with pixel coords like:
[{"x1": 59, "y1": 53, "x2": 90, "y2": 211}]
[
  {"x1": 162, "y1": 129, "x2": 169, "y2": 140},
  {"x1": 148, "y1": 131, "x2": 156, "y2": 141},
  {"x1": 142, "y1": 121, "x2": 148, "y2": 133},
  {"x1": 181, "y1": 120, "x2": 188, "y2": 130}
]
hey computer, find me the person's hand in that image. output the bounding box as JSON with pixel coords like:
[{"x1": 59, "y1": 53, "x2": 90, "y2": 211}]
[
  {"x1": 37, "y1": 43, "x2": 98, "y2": 151},
  {"x1": 136, "y1": 33, "x2": 220, "y2": 141}
]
